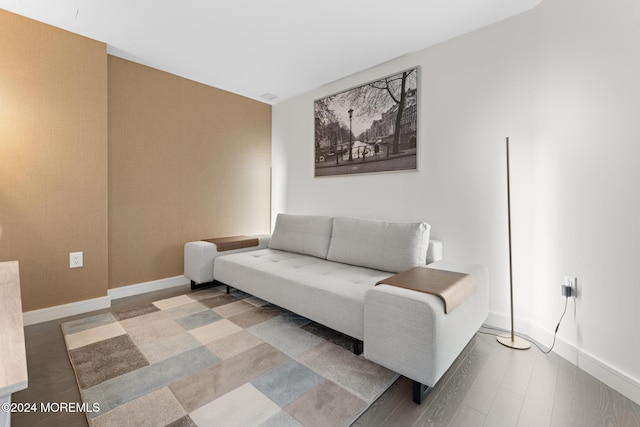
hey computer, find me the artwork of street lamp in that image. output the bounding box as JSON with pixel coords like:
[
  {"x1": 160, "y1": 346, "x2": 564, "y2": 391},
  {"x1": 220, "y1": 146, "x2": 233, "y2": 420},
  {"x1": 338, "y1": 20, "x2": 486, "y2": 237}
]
[
  {"x1": 348, "y1": 108, "x2": 354, "y2": 162},
  {"x1": 314, "y1": 66, "x2": 419, "y2": 177}
]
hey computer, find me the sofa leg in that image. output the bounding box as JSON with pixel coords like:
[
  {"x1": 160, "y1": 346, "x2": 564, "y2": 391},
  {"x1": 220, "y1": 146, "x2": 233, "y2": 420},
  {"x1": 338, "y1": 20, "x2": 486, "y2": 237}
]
[
  {"x1": 353, "y1": 339, "x2": 363, "y2": 355},
  {"x1": 191, "y1": 279, "x2": 228, "y2": 292},
  {"x1": 412, "y1": 381, "x2": 432, "y2": 404}
]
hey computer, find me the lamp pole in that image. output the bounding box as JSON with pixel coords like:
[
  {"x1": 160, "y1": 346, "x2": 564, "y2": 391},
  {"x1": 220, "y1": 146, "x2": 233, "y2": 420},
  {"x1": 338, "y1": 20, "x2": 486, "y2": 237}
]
[
  {"x1": 348, "y1": 108, "x2": 354, "y2": 161},
  {"x1": 496, "y1": 137, "x2": 531, "y2": 350}
]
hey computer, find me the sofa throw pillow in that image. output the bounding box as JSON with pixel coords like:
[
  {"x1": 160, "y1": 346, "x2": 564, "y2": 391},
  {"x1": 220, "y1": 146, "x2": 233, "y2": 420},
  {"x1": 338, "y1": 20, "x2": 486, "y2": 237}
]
[
  {"x1": 327, "y1": 216, "x2": 430, "y2": 273},
  {"x1": 269, "y1": 214, "x2": 334, "y2": 259}
]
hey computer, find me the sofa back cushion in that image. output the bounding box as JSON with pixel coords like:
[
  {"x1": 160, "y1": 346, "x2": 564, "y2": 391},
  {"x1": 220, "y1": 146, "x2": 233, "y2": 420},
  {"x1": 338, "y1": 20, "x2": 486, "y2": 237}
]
[
  {"x1": 269, "y1": 214, "x2": 334, "y2": 259},
  {"x1": 327, "y1": 216, "x2": 431, "y2": 273}
]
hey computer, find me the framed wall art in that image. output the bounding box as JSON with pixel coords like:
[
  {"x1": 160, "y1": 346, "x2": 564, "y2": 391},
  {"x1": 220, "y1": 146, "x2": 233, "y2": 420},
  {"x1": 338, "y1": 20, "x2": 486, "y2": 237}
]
[{"x1": 314, "y1": 66, "x2": 419, "y2": 177}]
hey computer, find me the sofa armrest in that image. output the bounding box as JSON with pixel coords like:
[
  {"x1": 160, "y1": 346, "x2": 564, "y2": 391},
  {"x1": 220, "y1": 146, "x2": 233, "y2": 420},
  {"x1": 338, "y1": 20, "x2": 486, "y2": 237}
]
[
  {"x1": 426, "y1": 239, "x2": 443, "y2": 264},
  {"x1": 364, "y1": 261, "x2": 488, "y2": 388},
  {"x1": 184, "y1": 234, "x2": 270, "y2": 284}
]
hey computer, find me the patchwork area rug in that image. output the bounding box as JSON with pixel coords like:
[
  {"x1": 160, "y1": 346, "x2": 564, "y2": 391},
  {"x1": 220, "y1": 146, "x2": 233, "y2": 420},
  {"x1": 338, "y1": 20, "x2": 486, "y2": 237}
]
[{"x1": 61, "y1": 287, "x2": 399, "y2": 427}]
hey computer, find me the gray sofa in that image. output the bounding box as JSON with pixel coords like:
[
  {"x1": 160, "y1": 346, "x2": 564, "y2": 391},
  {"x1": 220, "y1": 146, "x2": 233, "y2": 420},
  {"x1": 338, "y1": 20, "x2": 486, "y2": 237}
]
[{"x1": 184, "y1": 213, "x2": 488, "y2": 403}]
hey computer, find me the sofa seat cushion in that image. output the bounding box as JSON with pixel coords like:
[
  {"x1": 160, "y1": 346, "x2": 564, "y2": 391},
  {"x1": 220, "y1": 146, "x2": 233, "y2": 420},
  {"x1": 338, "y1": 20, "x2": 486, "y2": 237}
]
[{"x1": 214, "y1": 249, "x2": 392, "y2": 340}]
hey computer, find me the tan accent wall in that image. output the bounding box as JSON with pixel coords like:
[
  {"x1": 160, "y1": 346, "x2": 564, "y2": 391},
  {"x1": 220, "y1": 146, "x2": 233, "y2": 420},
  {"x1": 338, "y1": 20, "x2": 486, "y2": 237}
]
[
  {"x1": 0, "y1": 10, "x2": 108, "y2": 311},
  {"x1": 108, "y1": 57, "x2": 271, "y2": 288}
]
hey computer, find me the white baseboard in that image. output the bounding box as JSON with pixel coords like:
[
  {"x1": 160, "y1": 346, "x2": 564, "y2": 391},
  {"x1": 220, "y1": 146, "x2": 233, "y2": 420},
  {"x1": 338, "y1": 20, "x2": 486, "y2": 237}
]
[
  {"x1": 22, "y1": 275, "x2": 189, "y2": 326},
  {"x1": 486, "y1": 311, "x2": 640, "y2": 407},
  {"x1": 23, "y1": 296, "x2": 111, "y2": 327},
  {"x1": 108, "y1": 275, "x2": 189, "y2": 300}
]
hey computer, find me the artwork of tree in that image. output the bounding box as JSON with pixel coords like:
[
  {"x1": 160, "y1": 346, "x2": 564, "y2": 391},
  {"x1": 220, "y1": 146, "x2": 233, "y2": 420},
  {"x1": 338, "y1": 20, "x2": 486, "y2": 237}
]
[{"x1": 314, "y1": 67, "x2": 418, "y2": 177}]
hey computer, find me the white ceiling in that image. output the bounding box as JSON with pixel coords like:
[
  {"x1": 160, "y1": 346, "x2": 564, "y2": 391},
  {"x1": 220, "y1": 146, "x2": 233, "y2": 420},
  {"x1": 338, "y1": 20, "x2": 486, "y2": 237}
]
[{"x1": 1, "y1": 0, "x2": 542, "y2": 104}]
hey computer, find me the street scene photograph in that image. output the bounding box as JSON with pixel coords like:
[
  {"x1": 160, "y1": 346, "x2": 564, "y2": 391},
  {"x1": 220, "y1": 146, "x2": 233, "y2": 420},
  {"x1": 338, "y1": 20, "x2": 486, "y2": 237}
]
[{"x1": 314, "y1": 67, "x2": 418, "y2": 177}]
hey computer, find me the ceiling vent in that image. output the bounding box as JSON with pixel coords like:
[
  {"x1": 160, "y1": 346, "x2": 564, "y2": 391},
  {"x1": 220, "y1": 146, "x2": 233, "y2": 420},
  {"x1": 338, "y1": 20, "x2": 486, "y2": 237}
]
[{"x1": 259, "y1": 93, "x2": 278, "y2": 101}]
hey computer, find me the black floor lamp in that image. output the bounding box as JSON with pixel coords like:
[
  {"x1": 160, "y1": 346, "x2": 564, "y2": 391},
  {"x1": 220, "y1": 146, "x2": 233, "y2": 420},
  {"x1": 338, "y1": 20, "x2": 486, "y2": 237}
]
[{"x1": 496, "y1": 137, "x2": 531, "y2": 350}]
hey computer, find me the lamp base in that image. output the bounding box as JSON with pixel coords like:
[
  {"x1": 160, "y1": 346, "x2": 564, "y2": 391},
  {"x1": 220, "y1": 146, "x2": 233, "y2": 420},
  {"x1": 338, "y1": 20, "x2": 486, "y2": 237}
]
[{"x1": 497, "y1": 334, "x2": 531, "y2": 350}]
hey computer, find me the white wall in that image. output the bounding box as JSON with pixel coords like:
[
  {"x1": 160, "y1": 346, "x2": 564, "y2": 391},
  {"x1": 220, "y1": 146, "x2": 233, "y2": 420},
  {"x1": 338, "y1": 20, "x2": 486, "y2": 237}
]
[{"x1": 272, "y1": 0, "x2": 640, "y2": 404}]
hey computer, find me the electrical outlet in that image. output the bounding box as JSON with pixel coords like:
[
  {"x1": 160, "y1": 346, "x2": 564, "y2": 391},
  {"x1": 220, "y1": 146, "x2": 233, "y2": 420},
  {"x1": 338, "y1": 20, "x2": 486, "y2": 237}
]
[
  {"x1": 561, "y1": 276, "x2": 577, "y2": 298},
  {"x1": 70, "y1": 252, "x2": 83, "y2": 268}
]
